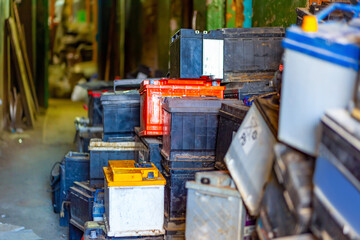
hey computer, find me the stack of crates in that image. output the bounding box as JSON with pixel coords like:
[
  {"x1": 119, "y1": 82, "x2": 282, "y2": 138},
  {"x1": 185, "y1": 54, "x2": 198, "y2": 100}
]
[
  {"x1": 160, "y1": 96, "x2": 241, "y2": 238},
  {"x1": 139, "y1": 77, "x2": 224, "y2": 136},
  {"x1": 255, "y1": 12, "x2": 360, "y2": 239},
  {"x1": 89, "y1": 90, "x2": 143, "y2": 188},
  {"x1": 138, "y1": 76, "x2": 232, "y2": 239},
  {"x1": 69, "y1": 89, "x2": 144, "y2": 239}
]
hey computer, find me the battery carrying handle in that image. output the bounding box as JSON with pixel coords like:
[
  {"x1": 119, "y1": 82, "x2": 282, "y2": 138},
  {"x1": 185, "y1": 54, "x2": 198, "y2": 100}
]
[
  {"x1": 316, "y1": 3, "x2": 360, "y2": 22},
  {"x1": 94, "y1": 189, "x2": 104, "y2": 203}
]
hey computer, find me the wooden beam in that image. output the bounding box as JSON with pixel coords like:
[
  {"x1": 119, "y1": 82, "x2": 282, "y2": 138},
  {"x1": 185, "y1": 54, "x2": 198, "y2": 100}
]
[
  {"x1": 13, "y1": 3, "x2": 39, "y2": 113},
  {"x1": 7, "y1": 18, "x2": 36, "y2": 127}
]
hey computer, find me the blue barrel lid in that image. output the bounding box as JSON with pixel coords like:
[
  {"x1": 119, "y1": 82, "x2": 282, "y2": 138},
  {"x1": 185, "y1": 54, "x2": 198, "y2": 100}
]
[{"x1": 283, "y1": 22, "x2": 360, "y2": 70}]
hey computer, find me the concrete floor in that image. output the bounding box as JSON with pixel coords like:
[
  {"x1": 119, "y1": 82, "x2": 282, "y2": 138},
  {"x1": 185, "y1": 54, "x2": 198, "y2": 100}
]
[{"x1": 0, "y1": 99, "x2": 86, "y2": 240}]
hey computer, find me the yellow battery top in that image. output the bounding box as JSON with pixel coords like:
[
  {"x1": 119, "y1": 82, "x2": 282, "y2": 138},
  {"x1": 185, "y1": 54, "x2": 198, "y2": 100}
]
[{"x1": 103, "y1": 160, "x2": 166, "y2": 187}]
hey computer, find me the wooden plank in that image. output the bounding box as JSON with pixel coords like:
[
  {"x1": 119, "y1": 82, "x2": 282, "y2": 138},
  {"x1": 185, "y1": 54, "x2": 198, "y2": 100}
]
[
  {"x1": 13, "y1": 3, "x2": 39, "y2": 113},
  {"x1": 7, "y1": 18, "x2": 35, "y2": 127},
  {"x1": 92, "y1": 0, "x2": 98, "y2": 63},
  {"x1": 3, "y1": 16, "x2": 10, "y2": 129}
]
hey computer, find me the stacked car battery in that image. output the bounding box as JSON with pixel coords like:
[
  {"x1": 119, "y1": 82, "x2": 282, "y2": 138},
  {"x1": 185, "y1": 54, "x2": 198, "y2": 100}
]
[
  {"x1": 88, "y1": 89, "x2": 143, "y2": 188},
  {"x1": 103, "y1": 160, "x2": 166, "y2": 238},
  {"x1": 312, "y1": 109, "x2": 360, "y2": 240},
  {"x1": 161, "y1": 96, "x2": 242, "y2": 238},
  {"x1": 221, "y1": 27, "x2": 285, "y2": 105},
  {"x1": 55, "y1": 81, "x2": 148, "y2": 239},
  {"x1": 165, "y1": 28, "x2": 284, "y2": 240},
  {"x1": 74, "y1": 89, "x2": 107, "y2": 153},
  {"x1": 255, "y1": 8, "x2": 360, "y2": 239}
]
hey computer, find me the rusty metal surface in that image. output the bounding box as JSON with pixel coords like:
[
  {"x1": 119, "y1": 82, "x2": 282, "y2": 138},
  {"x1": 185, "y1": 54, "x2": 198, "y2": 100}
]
[
  {"x1": 224, "y1": 71, "x2": 275, "y2": 83},
  {"x1": 88, "y1": 138, "x2": 143, "y2": 151}
]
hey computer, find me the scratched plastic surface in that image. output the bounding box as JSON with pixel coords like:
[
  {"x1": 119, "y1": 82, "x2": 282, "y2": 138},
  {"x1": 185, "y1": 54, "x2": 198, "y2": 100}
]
[
  {"x1": 139, "y1": 77, "x2": 225, "y2": 136},
  {"x1": 224, "y1": 98, "x2": 279, "y2": 216}
]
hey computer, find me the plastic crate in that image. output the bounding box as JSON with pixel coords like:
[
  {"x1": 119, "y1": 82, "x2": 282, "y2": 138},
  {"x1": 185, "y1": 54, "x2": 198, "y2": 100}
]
[
  {"x1": 101, "y1": 90, "x2": 140, "y2": 141},
  {"x1": 221, "y1": 27, "x2": 284, "y2": 83},
  {"x1": 162, "y1": 97, "x2": 240, "y2": 162},
  {"x1": 215, "y1": 103, "x2": 249, "y2": 170},
  {"x1": 134, "y1": 127, "x2": 163, "y2": 171},
  {"x1": 139, "y1": 77, "x2": 225, "y2": 136},
  {"x1": 89, "y1": 139, "x2": 143, "y2": 188},
  {"x1": 170, "y1": 29, "x2": 223, "y2": 79}
]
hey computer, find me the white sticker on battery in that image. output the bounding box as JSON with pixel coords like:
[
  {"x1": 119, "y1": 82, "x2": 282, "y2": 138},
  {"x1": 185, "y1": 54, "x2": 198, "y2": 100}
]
[
  {"x1": 238, "y1": 114, "x2": 261, "y2": 155},
  {"x1": 202, "y1": 39, "x2": 224, "y2": 79}
]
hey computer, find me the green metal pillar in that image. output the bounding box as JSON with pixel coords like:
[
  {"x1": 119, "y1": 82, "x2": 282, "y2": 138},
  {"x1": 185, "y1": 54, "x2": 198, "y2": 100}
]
[
  {"x1": 0, "y1": 0, "x2": 10, "y2": 129},
  {"x1": 34, "y1": 0, "x2": 49, "y2": 108},
  {"x1": 193, "y1": 0, "x2": 225, "y2": 31},
  {"x1": 157, "y1": 0, "x2": 171, "y2": 74},
  {"x1": 206, "y1": 0, "x2": 225, "y2": 30},
  {"x1": 252, "y1": 0, "x2": 306, "y2": 27}
]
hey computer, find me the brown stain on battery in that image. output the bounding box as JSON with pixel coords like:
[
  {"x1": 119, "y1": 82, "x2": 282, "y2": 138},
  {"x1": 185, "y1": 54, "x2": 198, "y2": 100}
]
[{"x1": 228, "y1": 72, "x2": 275, "y2": 82}]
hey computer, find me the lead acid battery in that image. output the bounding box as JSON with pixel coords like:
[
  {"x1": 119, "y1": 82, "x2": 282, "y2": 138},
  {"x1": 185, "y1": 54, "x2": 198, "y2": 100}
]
[
  {"x1": 103, "y1": 161, "x2": 166, "y2": 237},
  {"x1": 279, "y1": 21, "x2": 360, "y2": 156},
  {"x1": 225, "y1": 97, "x2": 279, "y2": 216},
  {"x1": 185, "y1": 171, "x2": 255, "y2": 240}
]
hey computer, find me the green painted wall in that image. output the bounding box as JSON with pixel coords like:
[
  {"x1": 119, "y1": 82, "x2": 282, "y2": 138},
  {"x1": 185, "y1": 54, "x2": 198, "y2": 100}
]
[
  {"x1": 193, "y1": 0, "x2": 225, "y2": 31},
  {"x1": 0, "y1": 0, "x2": 10, "y2": 129},
  {"x1": 252, "y1": 0, "x2": 307, "y2": 27},
  {"x1": 157, "y1": 0, "x2": 171, "y2": 73}
]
